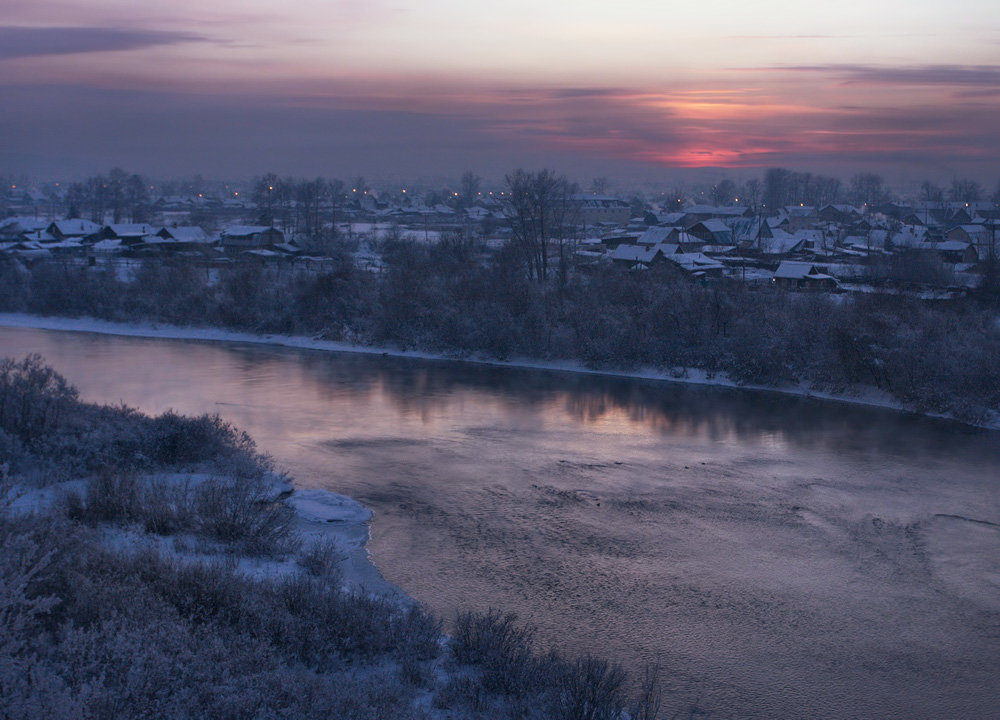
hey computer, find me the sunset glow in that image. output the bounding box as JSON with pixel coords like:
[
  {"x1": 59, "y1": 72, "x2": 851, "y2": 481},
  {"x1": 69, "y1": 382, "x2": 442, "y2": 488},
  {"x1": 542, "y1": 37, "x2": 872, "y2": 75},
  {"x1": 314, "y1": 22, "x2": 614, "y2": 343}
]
[{"x1": 2, "y1": 0, "x2": 999, "y2": 179}]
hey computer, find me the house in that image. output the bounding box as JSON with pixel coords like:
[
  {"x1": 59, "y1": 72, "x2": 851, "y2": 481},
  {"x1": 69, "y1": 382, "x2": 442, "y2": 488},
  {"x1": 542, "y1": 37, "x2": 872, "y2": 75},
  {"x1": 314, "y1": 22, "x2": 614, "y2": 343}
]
[
  {"x1": 921, "y1": 240, "x2": 978, "y2": 264},
  {"x1": 781, "y1": 205, "x2": 818, "y2": 230},
  {"x1": 47, "y1": 219, "x2": 102, "y2": 240},
  {"x1": 103, "y1": 223, "x2": 157, "y2": 242},
  {"x1": 90, "y1": 238, "x2": 124, "y2": 255},
  {"x1": 758, "y1": 230, "x2": 806, "y2": 255},
  {"x1": 156, "y1": 226, "x2": 213, "y2": 247},
  {"x1": 15, "y1": 228, "x2": 58, "y2": 243},
  {"x1": 635, "y1": 226, "x2": 675, "y2": 246},
  {"x1": 665, "y1": 252, "x2": 725, "y2": 279},
  {"x1": 570, "y1": 195, "x2": 632, "y2": 226},
  {"x1": 650, "y1": 212, "x2": 686, "y2": 226},
  {"x1": 728, "y1": 216, "x2": 772, "y2": 246},
  {"x1": 947, "y1": 224, "x2": 992, "y2": 251},
  {"x1": 610, "y1": 244, "x2": 663, "y2": 268},
  {"x1": 888, "y1": 226, "x2": 930, "y2": 249},
  {"x1": 664, "y1": 230, "x2": 707, "y2": 252},
  {"x1": 0, "y1": 217, "x2": 49, "y2": 239},
  {"x1": 686, "y1": 219, "x2": 733, "y2": 245},
  {"x1": 772, "y1": 261, "x2": 837, "y2": 290},
  {"x1": 220, "y1": 225, "x2": 285, "y2": 248},
  {"x1": 818, "y1": 204, "x2": 862, "y2": 224},
  {"x1": 679, "y1": 205, "x2": 749, "y2": 225},
  {"x1": 600, "y1": 232, "x2": 641, "y2": 250}
]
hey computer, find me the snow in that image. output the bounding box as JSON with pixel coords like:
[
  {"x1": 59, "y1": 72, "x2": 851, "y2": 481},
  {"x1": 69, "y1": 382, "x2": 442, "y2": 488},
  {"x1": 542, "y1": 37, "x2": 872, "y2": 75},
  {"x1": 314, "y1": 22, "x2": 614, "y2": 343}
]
[
  {"x1": 3, "y1": 466, "x2": 401, "y2": 598},
  {"x1": 287, "y1": 489, "x2": 372, "y2": 524}
]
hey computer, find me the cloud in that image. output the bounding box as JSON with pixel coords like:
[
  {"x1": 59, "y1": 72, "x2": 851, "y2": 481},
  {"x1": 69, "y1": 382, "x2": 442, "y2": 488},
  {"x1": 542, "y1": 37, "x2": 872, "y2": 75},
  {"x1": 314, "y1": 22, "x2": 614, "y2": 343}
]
[
  {"x1": 0, "y1": 26, "x2": 210, "y2": 61},
  {"x1": 3, "y1": 70, "x2": 999, "y2": 180},
  {"x1": 759, "y1": 63, "x2": 1000, "y2": 87}
]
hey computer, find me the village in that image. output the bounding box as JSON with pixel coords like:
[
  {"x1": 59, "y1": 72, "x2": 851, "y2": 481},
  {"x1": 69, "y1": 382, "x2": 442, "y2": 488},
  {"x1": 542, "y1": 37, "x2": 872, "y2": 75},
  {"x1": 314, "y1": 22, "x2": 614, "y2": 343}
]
[{"x1": 2, "y1": 177, "x2": 998, "y2": 299}]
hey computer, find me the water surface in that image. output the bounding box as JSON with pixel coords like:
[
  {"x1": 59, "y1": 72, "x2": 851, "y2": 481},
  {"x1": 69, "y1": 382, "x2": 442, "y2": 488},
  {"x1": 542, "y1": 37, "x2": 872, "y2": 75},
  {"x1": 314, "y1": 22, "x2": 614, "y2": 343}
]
[{"x1": 3, "y1": 325, "x2": 998, "y2": 718}]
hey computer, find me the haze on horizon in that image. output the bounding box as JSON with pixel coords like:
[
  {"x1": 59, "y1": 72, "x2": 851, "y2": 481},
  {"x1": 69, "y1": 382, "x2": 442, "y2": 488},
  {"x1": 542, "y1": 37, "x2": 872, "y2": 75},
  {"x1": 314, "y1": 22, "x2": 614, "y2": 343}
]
[{"x1": 2, "y1": 0, "x2": 999, "y2": 184}]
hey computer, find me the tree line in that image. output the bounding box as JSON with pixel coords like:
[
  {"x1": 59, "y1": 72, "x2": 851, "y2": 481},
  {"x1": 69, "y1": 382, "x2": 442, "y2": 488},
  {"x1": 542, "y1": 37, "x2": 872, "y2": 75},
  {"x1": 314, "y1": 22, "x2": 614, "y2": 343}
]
[{"x1": 2, "y1": 238, "x2": 997, "y2": 424}]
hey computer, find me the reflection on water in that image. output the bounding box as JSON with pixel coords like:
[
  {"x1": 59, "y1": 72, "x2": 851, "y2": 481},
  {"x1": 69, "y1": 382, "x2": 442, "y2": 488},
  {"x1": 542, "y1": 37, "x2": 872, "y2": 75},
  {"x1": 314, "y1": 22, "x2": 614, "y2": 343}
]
[{"x1": 3, "y1": 325, "x2": 999, "y2": 719}]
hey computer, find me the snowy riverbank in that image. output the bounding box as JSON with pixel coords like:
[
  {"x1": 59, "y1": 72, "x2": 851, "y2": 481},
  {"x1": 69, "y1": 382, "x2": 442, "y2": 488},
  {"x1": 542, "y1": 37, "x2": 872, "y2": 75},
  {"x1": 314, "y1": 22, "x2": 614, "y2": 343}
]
[
  {"x1": 6, "y1": 470, "x2": 405, "y2": 601},
  {"x1": 3, "y1": 311, "x2": 995, "y2": 429}
]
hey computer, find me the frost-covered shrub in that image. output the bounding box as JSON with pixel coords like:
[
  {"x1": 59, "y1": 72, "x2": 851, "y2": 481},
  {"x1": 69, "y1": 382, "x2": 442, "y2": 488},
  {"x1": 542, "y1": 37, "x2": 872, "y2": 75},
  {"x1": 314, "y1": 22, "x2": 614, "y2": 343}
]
[
  {"x1": 0, "y1": 355, "x2": 78, "y2": 444},
  {"x1": 296, "y1": 537, "x2": 345, "y2": 580},
  {"x1": 0, "y1": 357, "x2": 274, "y2": 480},
  {"x1": 452, "y1": 609, "x2": 542, "y2": 695},
  {"x1": 194, "y1": 477, "x2": 295, "y2": 555},
  {"x1": 556, "y1": 654, "x2": 628, "y2": 720}
]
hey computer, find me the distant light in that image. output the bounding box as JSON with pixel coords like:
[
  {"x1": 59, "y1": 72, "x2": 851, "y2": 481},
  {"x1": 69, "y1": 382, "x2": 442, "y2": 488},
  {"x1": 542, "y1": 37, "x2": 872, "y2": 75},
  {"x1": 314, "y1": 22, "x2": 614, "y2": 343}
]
[
  {"x1": 734, "y1": 197, "x2": 739, "y2": 202},
  {"x1": 11, "y1": 184, "x2": 15, "y2": 189},
  {"x1": 402, "y1": 189, "x2": 406, "y2": 193},
  {"x1": 268, "y1": 186, "x2": 274, "y2": 191}
]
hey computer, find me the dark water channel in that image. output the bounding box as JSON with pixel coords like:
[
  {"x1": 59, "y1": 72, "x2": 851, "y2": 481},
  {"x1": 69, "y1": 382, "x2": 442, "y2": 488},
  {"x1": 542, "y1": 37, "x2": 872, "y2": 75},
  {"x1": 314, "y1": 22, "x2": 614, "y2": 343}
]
[{"x1": 3, "y1": 325, "x2": 999, "y2": 718}]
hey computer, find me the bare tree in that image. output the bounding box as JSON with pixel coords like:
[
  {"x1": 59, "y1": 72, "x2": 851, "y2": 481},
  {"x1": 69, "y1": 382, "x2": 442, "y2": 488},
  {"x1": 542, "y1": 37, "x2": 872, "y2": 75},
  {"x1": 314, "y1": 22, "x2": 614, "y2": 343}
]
[
  {"x1": 848, "y1": 172, "x2": 889, "y2": 211},
  {"x1": 503, "y1": 169, "x2": 576, "y2": 283},
  {"x1": 252, "y1": 173, "x2": 281, "y2": 226},
  {"x1": 920, "y1": 180, "x2": 944, "y2": 202},
  {"x1": 295, "y1": 178, "x2": 326, "y2": 242},
  {"x1": 741, "y1": 178, "x2": 762, "y2": 214},
  {"x1": 459, "y1": 171, "x2": 481, "y2": 208},
  {"x1": 125, "y1": 173, "x2": 149, "y2": 223},
  {"x1": 711, "y1": 179, "x2": 737, "y2": 206},
  {"x1": 589, "y1": 176, "x2": 611, "y2": 194},
  {"x1": 950, "y1": 178, "x2": 982, "y2": 203}
]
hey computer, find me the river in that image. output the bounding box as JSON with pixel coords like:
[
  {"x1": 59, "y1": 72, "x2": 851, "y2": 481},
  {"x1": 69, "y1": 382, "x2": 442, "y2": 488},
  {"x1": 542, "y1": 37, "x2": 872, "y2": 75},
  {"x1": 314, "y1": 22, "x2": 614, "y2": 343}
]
[{"x1": 2, "y1": 324, "x2": 999, "y2": 718}]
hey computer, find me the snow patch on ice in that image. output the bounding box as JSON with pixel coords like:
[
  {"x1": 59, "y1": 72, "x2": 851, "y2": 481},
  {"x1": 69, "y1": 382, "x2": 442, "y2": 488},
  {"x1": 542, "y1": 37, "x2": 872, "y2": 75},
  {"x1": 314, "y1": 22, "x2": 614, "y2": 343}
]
[{"x1": 288, "y1": 488, "x2": 373, "y2": 524}]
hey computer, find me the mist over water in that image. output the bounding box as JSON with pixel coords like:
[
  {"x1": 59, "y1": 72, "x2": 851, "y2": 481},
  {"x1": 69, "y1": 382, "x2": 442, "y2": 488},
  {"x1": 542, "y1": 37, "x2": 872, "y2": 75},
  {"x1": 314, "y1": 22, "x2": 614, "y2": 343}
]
[{"x1": 3, "y1": 325, "x2": 999, "y2": 718}]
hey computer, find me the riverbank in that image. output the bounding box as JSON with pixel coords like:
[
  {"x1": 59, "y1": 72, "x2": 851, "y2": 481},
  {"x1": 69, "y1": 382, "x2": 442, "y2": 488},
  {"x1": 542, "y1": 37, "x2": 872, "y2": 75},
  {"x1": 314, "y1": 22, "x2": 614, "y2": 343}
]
[
  {"x1": 0, "y1": 357, "x2": 664, "y2": 719},
  {"x1": 7, "y1": 470, "x2": 404, "y2": 601},
  {"x1": 1, "y1": 311, "x2": 996, "y2": 429}
]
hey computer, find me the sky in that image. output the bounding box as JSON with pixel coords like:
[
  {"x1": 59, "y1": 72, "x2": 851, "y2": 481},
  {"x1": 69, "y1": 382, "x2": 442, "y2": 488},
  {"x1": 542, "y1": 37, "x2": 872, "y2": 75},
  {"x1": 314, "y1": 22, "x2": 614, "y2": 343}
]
[{"x1": 2, "y1": 0, "x2": 999, "y2": 185}]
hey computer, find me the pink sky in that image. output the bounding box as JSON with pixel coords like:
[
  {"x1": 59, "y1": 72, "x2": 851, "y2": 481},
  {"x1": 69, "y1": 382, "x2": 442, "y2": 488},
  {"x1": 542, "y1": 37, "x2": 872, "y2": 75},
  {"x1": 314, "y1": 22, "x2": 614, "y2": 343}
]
[{"x1": 2, "y1": 1, "x2": 999, "y2": 183}]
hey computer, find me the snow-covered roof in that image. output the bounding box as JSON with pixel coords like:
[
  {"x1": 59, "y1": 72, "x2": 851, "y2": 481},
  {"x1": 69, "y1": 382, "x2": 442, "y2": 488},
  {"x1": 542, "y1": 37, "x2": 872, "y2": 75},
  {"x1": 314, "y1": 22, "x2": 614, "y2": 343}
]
[
  {"x1": 107, "y1": 223, "x2": 155, "y2": 238},
  {"x1": 611, "y1": 244, "x2": 660, "y2": 264},
  {"x1": 673, "y1": 231, "x2": 703, "y2": 245},
  {"x1": 693, "y1": 219, "x2": 731, "y2": 233},
  {"x1": 636, "y1": 226, "x2": 673, "y2": 245},
  {"x1": 223, "y1": 225, "x2": 274, "y2": 237},
  {"x1": 654, "y1": 243, "x2": 680, "y2": 255},
  {"x1": 761, "y1": 231, "x2": 806, "y2": 254},
  {"x1": 774, "y1": 261, "x2": 825, "y2": 279},
  {"x1": 655, "y1": 212, "x2": 686, "y2": 225},
  {"x1": 0, "y1": 216, "x2": 50, "y2": 234},
  {"x1": 49, "y1": 219, "x2": 101, "y2": 236},
  {"x1": 91, "y1": 239, "x2": 123, "y2": 252},
  {"x1": 927, "y1": 240, "x2": 975, "y2": 253},
  {"x1": 160, "y1": 226, "x2": 211, "y2": 243},
  {"x1": 666, "y1": 253, "x2": 725, "y2": 273}
]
